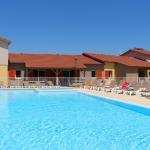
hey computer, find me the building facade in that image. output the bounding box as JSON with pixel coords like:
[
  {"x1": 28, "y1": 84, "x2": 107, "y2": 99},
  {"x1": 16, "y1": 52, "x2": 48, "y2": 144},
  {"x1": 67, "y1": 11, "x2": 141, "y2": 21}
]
[
  {"x1": 83, "y1": 53, "x2": 150, "y2": 80},
  {"x1": 8, "y1": 53, "x2": 103, "y2": 79},
  {"x1": 0, "y1": 36, "x2": 150, "y2": 87},
  {"x1": 0, "y1": 37, "x2": 11, "y2": 86},
  {"x1": 121, "y1": 48, "x2": 150, "y2": 78}
]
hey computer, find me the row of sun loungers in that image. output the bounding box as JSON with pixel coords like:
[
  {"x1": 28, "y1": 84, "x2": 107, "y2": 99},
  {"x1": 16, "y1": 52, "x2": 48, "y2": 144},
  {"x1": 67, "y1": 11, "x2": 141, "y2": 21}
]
[
  {"x1": 82, "y1": 85, "x2": 150, "y2": 99},
  {"x1": 1, "y1": 79, "x2": 150, "y2": 99}
]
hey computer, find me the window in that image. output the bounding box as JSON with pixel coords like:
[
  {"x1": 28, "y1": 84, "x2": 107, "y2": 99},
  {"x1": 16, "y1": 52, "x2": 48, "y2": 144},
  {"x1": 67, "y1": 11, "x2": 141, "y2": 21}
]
[
  {"x1": 109, "y1": 71, "x2": 113, "y2": 77},
  {"x1": 35, "y1": 70, "x2": 45, "y2": 77},
  {"x1": 139, "y1": 70, "x2": 145, "y2": 77},
  {"x1": 16, "y1": 70, "x2": 21, "y2": 78},
  {"x1": 91, "y1": 71, "x2": 96, "y2": 77},
  {"x1": 63, "y1": 71, "x2": 70, "y2": 77},
  {"x1": 39, "y1": 71, "x2": 45, "y2": 77}
]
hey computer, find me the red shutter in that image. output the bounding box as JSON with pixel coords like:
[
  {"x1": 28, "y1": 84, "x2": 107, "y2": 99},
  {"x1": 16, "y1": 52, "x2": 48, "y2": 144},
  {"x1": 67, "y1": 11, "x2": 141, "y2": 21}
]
[
  {"x1": 105, "y1": 71, "x2": 109, "y2": 79},
  {"x1": 97, "y1": 70, "x2": 102, "y2": 78},
  {"x1": 9, "y1": 70, "x2": 16, "y2": 78}
]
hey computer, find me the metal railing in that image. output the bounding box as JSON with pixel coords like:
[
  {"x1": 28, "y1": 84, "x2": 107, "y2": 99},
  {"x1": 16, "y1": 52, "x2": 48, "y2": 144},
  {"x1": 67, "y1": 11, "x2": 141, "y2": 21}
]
[{"x1": 8, "y1": 77, "x2": 150, "y2": 89}]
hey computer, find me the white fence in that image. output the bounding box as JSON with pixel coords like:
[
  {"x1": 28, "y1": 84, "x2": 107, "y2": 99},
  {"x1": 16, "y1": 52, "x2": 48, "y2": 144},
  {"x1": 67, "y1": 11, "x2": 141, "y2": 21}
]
[{"x1": 8, "y1": 77, "x2": 150, "y2": 88}]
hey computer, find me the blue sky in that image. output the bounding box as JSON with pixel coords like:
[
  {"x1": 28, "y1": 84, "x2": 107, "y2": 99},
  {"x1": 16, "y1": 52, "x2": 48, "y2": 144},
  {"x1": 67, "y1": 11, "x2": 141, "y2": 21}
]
[{"x1": 0, "y1": 0, "x2": 150, "y2": 54}]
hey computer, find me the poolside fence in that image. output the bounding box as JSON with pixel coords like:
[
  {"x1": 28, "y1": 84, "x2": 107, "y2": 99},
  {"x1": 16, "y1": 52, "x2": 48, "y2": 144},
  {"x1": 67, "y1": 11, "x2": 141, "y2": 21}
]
[{"x1": 7, "y1": 77, "x2": 150, "y2": 88}]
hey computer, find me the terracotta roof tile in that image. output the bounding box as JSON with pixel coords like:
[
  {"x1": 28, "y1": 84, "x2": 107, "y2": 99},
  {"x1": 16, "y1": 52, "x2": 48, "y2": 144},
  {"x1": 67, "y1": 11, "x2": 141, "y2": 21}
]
[
  {"x1": 9, "y1": 53, "x2": 101, "y2": 69},
  {"x1": 121, "y1": 48, "x2": 150, "y2": 56},
  {"x1": 133, "y1": 49, "x2": 150, "y2": 56},
  {"x1": 83, "y1": 53, "x2": 150, "y2": 67}
]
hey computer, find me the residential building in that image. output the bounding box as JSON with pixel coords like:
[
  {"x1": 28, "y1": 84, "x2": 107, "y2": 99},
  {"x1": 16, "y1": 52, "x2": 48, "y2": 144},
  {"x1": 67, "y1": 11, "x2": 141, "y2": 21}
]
[
  {"x1": 8, "y1": 53, "x2": 103, "y2": 79},
  {"x1": 0, "y1": 36, "x2": 150, "y2": 87},
  {"x1": 83, "y1": 53, "x2": 150, "y2": 80},
  {"x1": 121, "y1": 48, "x2": 150, "y2": 78}
]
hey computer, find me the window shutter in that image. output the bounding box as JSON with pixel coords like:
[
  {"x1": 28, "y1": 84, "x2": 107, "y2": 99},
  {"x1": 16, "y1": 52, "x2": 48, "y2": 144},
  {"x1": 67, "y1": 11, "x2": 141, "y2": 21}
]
[
  {"x1": 97, "y1": 70, "x2": 102, "y2": 77},
  {"x1": 105, "y1": 71, "x2": 109, "y2": 79},
  {"x1": 9, "y1": 70, "x2": 16, "y2": 78}
]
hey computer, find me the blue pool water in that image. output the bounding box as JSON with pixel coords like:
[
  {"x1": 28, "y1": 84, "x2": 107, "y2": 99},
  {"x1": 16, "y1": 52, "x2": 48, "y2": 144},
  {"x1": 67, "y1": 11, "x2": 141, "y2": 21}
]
[{"x1": 0, "y1": 89, "x2": 150, "y2": 150}]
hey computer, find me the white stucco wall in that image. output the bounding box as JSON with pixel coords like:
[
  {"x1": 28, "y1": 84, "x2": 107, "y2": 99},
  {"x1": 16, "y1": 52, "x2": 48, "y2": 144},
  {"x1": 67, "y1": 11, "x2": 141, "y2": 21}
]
[
  {"x1": 0, "y1": 37, "x2": 10, "y2": 86},
  {"x1": 0, "y1": 47, "x2": 8, "y2": 65}
]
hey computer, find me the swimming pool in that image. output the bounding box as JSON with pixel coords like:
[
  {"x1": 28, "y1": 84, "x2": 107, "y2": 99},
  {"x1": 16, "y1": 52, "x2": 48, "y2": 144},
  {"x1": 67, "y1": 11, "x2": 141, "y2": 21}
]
[{"x1": 0, "y1": 89, "x2": 150, "y2": 150}]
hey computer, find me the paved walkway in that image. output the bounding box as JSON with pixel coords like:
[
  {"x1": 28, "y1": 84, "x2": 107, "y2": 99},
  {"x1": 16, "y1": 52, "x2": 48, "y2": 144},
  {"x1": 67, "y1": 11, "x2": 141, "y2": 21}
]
[{"x1": 78, "y1": 89, "x2": 150, "y2": 108}]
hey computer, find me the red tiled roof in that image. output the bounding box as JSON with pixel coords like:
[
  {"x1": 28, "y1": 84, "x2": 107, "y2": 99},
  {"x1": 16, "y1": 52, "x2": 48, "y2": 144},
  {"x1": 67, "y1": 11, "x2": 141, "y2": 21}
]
[
  {"x1": 121, "y1": 48, "x2": 150, "y2": 56},
  {"x1": 133, "y1": 49, "x2": 150, "y2": 56},
  {"x1": 9, "y1": 53, "x2": 101, "y2": 69},
  {"x1": 83, "y1": 53, "x2": 150, "y2": 67}
]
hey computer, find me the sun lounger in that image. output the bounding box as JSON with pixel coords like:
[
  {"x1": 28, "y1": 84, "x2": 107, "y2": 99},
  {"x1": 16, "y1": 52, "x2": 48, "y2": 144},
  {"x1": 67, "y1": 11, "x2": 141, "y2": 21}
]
[
  {"x1": 136, "y1": 88, "x2": 147, "y2": 97},
  {"x1": 146, "y1": 92, "x2": 150, "y2": 99},
  {"x1": 124, "y1": 85, "x2": 136, "y2": 96},
  {"x1": 102, "y1": 80, "x2": 118, "y2": 93},
  {"x1": 47, "y1": 81, "x2": 54, "y2": 86},
  {"x1": 112, "y1": 87, "x2": 123, "y2": 94},
  {"x1": 125, "y1": 91, "x2": 136, "y2": 96},
  {"x1": 116, "y1": 89, "x2": 124, "y2": 94},
  {"x1": 139, "y1": 91, "x2": 149, "y2": 98},
  {"x1": 96, "y1": 87, "x2": 102, "y2": 91},
  {"x1": 92, "y1": 86, "x2": 97, "y2": 90},
  {"x1": 105, "y1": 88, "x2": 112, "y2": 93}
]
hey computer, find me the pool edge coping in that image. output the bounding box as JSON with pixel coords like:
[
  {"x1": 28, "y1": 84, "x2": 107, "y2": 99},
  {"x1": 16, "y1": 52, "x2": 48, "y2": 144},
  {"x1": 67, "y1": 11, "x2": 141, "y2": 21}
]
[{"x1": 77, "y1": 89, "x2": 150, "y2": 109}]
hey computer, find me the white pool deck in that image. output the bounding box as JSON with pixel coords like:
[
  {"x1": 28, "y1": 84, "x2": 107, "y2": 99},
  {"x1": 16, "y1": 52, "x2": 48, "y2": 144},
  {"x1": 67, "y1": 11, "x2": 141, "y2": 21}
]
[{"x1": 78, "y1": 88, "x2": 150, "y2": 109}]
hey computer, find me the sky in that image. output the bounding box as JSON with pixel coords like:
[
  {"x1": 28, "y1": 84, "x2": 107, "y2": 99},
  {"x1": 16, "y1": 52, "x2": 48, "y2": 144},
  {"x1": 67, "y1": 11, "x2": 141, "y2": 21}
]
[{"x1": 0, "y1": 0, "x2": 150, "y2": 55}]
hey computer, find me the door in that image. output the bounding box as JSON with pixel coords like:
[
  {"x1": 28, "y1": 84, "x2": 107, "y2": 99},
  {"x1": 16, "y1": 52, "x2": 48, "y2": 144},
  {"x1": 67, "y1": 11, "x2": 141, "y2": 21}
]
[{"x1": 139, "y1": 69, "x2": 145, "y2": 77}]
